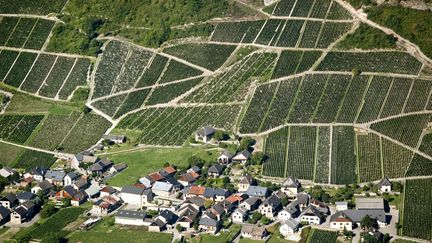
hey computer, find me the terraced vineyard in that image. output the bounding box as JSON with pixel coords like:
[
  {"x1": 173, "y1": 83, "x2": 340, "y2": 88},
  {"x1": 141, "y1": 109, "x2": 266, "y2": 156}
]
[{"x1": 0, "y1": 0, "x2": 431, "y2": 192}]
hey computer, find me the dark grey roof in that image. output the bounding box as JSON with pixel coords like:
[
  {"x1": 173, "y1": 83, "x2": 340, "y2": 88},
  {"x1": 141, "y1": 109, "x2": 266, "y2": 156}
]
[
  {"x1": 190, "y1": 166, "x2": 200, "y2": 173},
  {"x1": 239, "y1": 175, "x2": 255, "y2": 185},
  {"x1": 117, "y1": 210, "x2": 146, "y2": 219},
  {"x1": 100, "y1": 158, "x2": 113, "y2": 167},
  {"x1": 301, "y1": 205, "x2": 325, "y2": 219},
  {"x1": 199, "y1": 217, "x2": 218, "y2": 227},
  {"x1": 243, "y1": 197, "x2": 260, "y2": 206},
  {"x1": 344, "y1": 209, "x2": 386, "y2": 223},
  {"x1": 1, "y1": 193, "x2": 17, "y2": 203},
  {"x1": 283, "y1": 218, "x2": 300, "y2": 229},
  {"x1": 219, "y1": 150, "x2": 233, "y2": 159},
  {"x1": 234, "y1": 150, "x2": 251, "y2": 159},
  {"x1": 208, "y1": 163, "x2": 224, "y2": 174},
  {"x1": 0, "y1": 206, "x2": 10, "y2": 218},
  {"x1": 283, "y1": 200, "x2": 299, "y2": 214},
  {"x1": 297, "y1": 193, "x2": 309, "y2": 205},
  {"x1": 246, "y1": 186, "x2": 268, "y2": 197},
  {"x1": 263, "y1": 194, "x2": 281, "y2": 209},
  {"x1": 121, "y1": 185, "x2": 145, "y2": 195},
  {"x1": 165, "y1": 177, "x2": 182, "y2": 187},
  {"x1": 159, "y1": 210, "x2": 178, "y2": 224},
  {"x1": 282, "y1": 176, "x2": 300, "y2": 188},
  {"x1": 17, "y1": 191, "x2": 35, "y2": 201},
  {"x1": 378, "y1": 178, "x2": 391, "y2": 187},
  {"x1": 89, "y1": 163, "x2": 104, "y2": 172},
  {"x1": 204, "y1": 188, "x2": 230, "y2": 198},
  {"x1": 30, "y1": 167, "x2": 47, "y2": 176},
  {"x1": 211, "y1": 204, "x2": 225, "y2": 215},
  {"x1": 186, "y1": 196, "x2": 205, "y2": 207},
  {"x1": 329, "y1": 211, "x2": 353, "y2": 222},
  {"x1": 66, "y1": 172, "x2": 79, "y2": 180},
  {"x1": 13, "y1": 206, "x2": 28, "y2": 216},
  {"x1": 64, "y1": 185, "x2": 78, "y2": 197},
  {"x1": 22, "y1": 201, "x2": 35, "y2": 210},
  {"x1": 74, "y1": 178, "x2": 88, "y2": 188},
  {"x1": 113, "y1": 163, "x2": 127, "y2": 171},
  {"x1": 45, "y1": 170, "x2": 65, "y2": 181},
  {"x1": 196, "y1": 126, "x2": 215, "y2": 136}
]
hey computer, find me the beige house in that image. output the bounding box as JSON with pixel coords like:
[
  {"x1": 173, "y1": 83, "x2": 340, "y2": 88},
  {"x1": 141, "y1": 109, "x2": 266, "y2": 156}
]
[
  {"x1": 329, "y1": 211, "x2": 353, "y2": 231},
  {"x1": 241, "y1": 225, "x2": 267, "y2": 240}
]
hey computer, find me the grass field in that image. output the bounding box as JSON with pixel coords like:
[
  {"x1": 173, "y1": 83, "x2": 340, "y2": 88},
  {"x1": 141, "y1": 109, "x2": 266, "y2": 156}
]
[
  {"x1": 0, "y1": 142, "x2": 24, "y2": 165},
  {"x1": 104, "y1": 147, "x2": 219, "y2": 186},
  {"x1": 68, "y1": 230, "x2": 172, "y2": 243},
  {"x1": 306, "y1": 229, "x2": 338, "y2": 243}
]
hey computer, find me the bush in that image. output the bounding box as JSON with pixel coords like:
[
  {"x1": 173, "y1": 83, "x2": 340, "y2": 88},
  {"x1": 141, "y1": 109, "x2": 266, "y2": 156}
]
[{"x1": 40, "y1": 204, "x2": 57, "y2": 219}]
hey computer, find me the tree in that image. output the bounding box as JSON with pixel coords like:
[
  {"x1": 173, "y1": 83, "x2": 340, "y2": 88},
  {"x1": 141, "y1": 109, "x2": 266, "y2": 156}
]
[
  {"x1": 61, "y1": 198, "x2": 71, "y2": 207},
  {"x1": 260, "y1": 216, "x2": 271, "y2": 225},
  {"x1": 360, "y1": 215, "x2": 377, "y2": 230},
  {"x1": 281, "y1": 197, "x2": 289, "y2": 206},
  {"x1": 383, "y1": 233, "x2": 391, "y2": 243},
  {"x1": 343, "y1": 228, "x2": 355, "y2": 239},
  {"x1": 251, "y1": 152, "x2": 265, "y2": 165},
  {"x1": 238, "y1": 137, "x2": 255, "y2": 151},
  {"x1": 176, "y1": 224, "x2": 183, "y2": 233},
  {"x1": 214, "y1": 130, "x2": 229, "y2": 141},
  {"x1": 40, "y1": 204, "x2": 57, "y2": 218},
  {"x1": 392, "y1": 181, "x2": 403, "y2": 192},
  {"x1": 352, "y1": 68, "x2": 361, "y2": 76}
]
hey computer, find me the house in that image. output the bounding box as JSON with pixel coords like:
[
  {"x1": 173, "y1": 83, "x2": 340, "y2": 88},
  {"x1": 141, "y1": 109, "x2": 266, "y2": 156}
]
[
  {"x1": 329, "y1": 211, "x2": 354, "y2": 231},
  {"x1": 178, "y1": 173, "x2": 197, "y2": 187},
  {"x1": 343, "y1": 209, "x2": 387, "y2": 227},
  {"x1": 176, "y1": 203, "x2": 200, "y2": 229},
  {"x1": 241, "y1": 197, "x2": 261, "y2": 211},
  {"x1": 100, "y1": 186, "x2": 117, "y2": 197},
  {"x1": 355, "y1": 198, "x2": 384, "y2": 210},
  {"x1": 16, "y1": 191, "x2": 35, "y2": 203},
  {"x1": 281, "y1": 177, "x2": 301, "y2": 197},
  {"x1": 232, "y1": 208, "x2": 248, "y2": 223},
  {"x1": 21, "y1": 201, "x2": 36, "y2": 217},
  {"x1": 185, "y1": 196, "x2": 206, "y2": 209},
  {"x1": 103, "y1": 134, "x2": 126, "y2": 144},
  {"x1": 207, "y1": 164, "x2": 224, "y2": 178},
  {"x1": 297, "y1": 193, "x2": 309, "y2": 210},
  {"x1": 0, "y1": 167, "x2": 16, "y2": 179},
  {"x1": 0, "y1": 206, "x2": 10, "y2": 225},
  {"x1": 165, "y1": 177, "x2": 183, "y2": 192},
  {"x1": 218, "y1": 150, "x2": 233, "y2": 164},
  {"x1": 241, "y1": 225, "x2": 268, "y2": 240},
  {"x1": 31, "y1": 180, "x2": 54, "y2": 195},
  {"x1": 277, "y1": 200, "x2": 299, "y2": 221},
  {"x1": 24, "y1": 167, "x2": 47, "y2": 182},
  {"x1": 56, "y1": 186, "x2": 87, "y2": 206},
  {"x1": 238, "y1": 175, "x2": 256, "y2": 192},
  {"x1": 152, "y1": 181, "x2": 174, "y2": 197},
  {"x1": 336, "y1": 201, "x2": 348, "y2": 211},
  {"x1": 64, "y1": 172, "x2": 79, "y2": 186},
  {"x1": 216, "y1": 200, "x2": 235, "y2": 215},
  {"x1": 300, "y1": 205, "x2": 325, "y2": 225},
  {"x1": 195, "y1": 126, "x2": 215, "y2": 143},
  {"x1": 89, "y1": 159, "x2": 113, "y2": 174},
  {"x1": 73, "y1": 178, "x2": 89, "y2": 190},
  {"x1": 115, "y1": 210, "x2": 147, "y2": 226},
  {"x1": 163, "y1": 165, "x2": 177, "y2": 176},
  {"x1": 209, "y1": 204, "x2": 225, "y2": 220},
  {"x1": 204, "y1": 188, "x2": 230, "y2": 202},
  {"x1": 183, "y1": 185, "x2": 206, "y2": 199},
  {"x1": 377, "y1": 178, "x2": 391, "y2": 193},
  {"x1": 199, "y1": 212, "x2": 220, "y2": 234},
  {"x1": 92, "y1": 195, "x2": 122, "y2": 215},
  {"x1": 226, "y1": 194, "x2": 248, "y2": 205},
  {"x1": 259, "y1": 194, "x2": 282, "y2": 218},
  {"x1": 72, "y1": 153, "x2": 99, "y2": 169},
  {"x1": 153, "y1": 210, "x2": 178, "y2": 231},
  {"x1": 120, "y1": 185, "x2": 153, "y2": 206},
  {"x1": 84, "y1": 184, "x2": 101, "y2": 198},
  {"x1": 246, "y1": 186, "x2": 269, "y2": 199},
  {"x1": 110, "y1": 163, "x2": 128, "y2": 174},
  {"x1": 0, "y1": 193, "x2": 18, "y2": 209},
  {"x1": 187, "y1": 166, "x2": 201, "y2": 174},
  {"x1": 232, "y1": 150, "x2": 251, "y2": 164},
  {"x1": 45, "y1": 170, "x2": 66, "y2": 186},
  {"x1": 279, "y1": 218, "x2": 300, "y2": 236},
  {"x1": 310, "y1": 198, "x2": 329, "y2": 215},
  {"x1": 10, "y1": 206, "x2": 29, "y2": 224}
]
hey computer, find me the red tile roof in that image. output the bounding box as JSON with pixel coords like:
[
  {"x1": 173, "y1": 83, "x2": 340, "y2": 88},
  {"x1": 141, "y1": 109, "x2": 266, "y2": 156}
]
[
  {"x1": 188, "y1": 186, "x2": 206, "y2": 195},
  {"x1": 149, "y1": 172, "x2": 164, "y2": 181},
  {"x1": 164, "y1": 165, "x2": 177, "y2": 174}
]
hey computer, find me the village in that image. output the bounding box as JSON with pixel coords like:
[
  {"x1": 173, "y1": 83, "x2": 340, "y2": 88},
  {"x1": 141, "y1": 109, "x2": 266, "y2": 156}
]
[{"x1": 0, "y1": 126, "x2": 404, "y2": 243}]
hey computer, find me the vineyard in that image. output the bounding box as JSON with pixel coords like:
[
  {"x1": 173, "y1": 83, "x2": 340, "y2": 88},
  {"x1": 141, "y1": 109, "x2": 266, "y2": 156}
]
[
  {"x1": 306, "y1": 229, "x2": 338, "y2": 243},
  {"x1": 401, "y1": 178, "x2": 432, "y2": 241}
]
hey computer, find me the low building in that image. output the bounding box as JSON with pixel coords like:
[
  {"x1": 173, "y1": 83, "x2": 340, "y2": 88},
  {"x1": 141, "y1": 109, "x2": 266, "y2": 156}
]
[
  {"x1": 85, "y1": 184, "x2": 101, "y2": 198},
  {"x1": 115, "y1": 210, "x2": 147, "y2": 226},
  {"x1": 335, "y1": 201, "x2": 348, "y2": 211},
  {"x1": 0, "y1": 206, "x2": 10, "y2": 225},
  {"x1": 232, "y1": 150, "x2": 251, "y2": 164},
  {"x1": 208, "y1": 164, "x2": 224, "y2": 178},
  {"x1": 0, "y1": 167, "x2": 16, "y2": 179},
  {"x1": 279, "y1": 218, "x2": 300, "y2": 236},
  {"x1": 343, "y1": 209, "x2": 387, "y2": 227},
  {"x1": 199, "y1": 212, "x2": 220, "y2": 234},
  {"x1": 204, "y1": 188, "x2": 230, "y2": 202},
  {"x1": 232, "y1": 208, "x2": 248, "y2": 223},
  {"x1": 110, "y1": 163, "x2": 127, "y2": 174},
  {"x1": 277, "y1": 200, "x2": 299, "y2": 221},
  {"x1": 238, "y1": 175, "x2": 256, "y2": 192},
  {"x1": 64, "y1": 172, "x2": 79, "y2": 186},
  {"x1": 178, "y1": 172, "x2": 198, "y2": 187},
  {"x1": 240, "y1": 197, "x2": 261, "y2": 211},
  {"x1": 102, "y1": 134, "x2": 126, "y2": 144},
  {"x1": 241, "y1": 225, "x2": 267, "y2": 240},
  {"x1": 31, "y1": 180, "x2": 54, "y2": 195},
  {"x1": 377, "y1": 178, "x2": 392, "y2": 193},
  {"x1": 16, "y1": 191, "x2": 35, "y2": 204},
  {"x1": 92, "y1": 195, "x2": 122, "y2": 215},
  {"x1": 24, "y1": 167, "x2": 47, "y2": 182},
  {"x1": 0, "y1": 193, "x2": 18, "y2": 209},
  {"x1": 218, "y1": 150, "x2": 233, "y2": 164},
  {"x1": 355, "y1": 198, "x2": 384, "y2": 210},
  {"x1": 329, "y1": 211, "x2": 353, "y2": 231},
  {"x1": 195, "y1": 127, "x2": 215, "y2": 143},
  {"x1": 152, "y1": 181, "x2": 174, "y2": 197},
  {"x1": 176, "y1": 203, "x2": 200, "y2": 229},
  {"x1": 45, "y1": 170, "x2": 66, "y2": 186},
  {"x1": 10, "y1": 206, "x2": 28, "y2": 224},
  {"x1": 183, "y1": 185, "x2": 206, "y2": 199},
  {"x1": 281, "y1": 177, "x2": 301, "y2": 197},
  {"x1": 100, "y1": 186, "x2": 117, "y2": 197}
]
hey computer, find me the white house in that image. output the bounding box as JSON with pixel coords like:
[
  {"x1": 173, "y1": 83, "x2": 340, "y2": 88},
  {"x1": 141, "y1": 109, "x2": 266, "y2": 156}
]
[
  {"x1": 329, "y1": 211, "x2": 353, "y2": 231},
  {"x1": 377, "y1": 178, "x2": 391, "y2": 193},
  {"x1": 195, "y1": 127, "x2": 215, "y2": 143},
  {"x1": 115, "y1": 210, "x2": 147, "y2": 226},
  {"x1": 102, "y1": 134, "x2": 126, "y2": 144},
  {"x1": 0, "y1": 167, "x2": 16, "y2": 178},
  {"x1": 241, "y1": 225, "x2": 267, "y2": 240},
  {"x1": 232, "y1": 150, "x2": 251, "y2": 164},
  {"x1": 218, "y1": 150, "x2": 233, "y2": 164},
  {"x1": 279, "y1": 218, "x2": 300, "y2": 236},
  {"x1": 64, "y1": 172, "x2": 79, "y2": 186},
  {"x1": 281, "y1": 176, "x2": 301, "y2": 197},
  {"x1": 120, "y1": 185, "x2": 153, "y2": 206},
  {"x1": 336, "y1": 201, "x2": 348, "y2": 211},
  {"x1": 277, "y1": 201, "x2": 299, "y2": 221},
  {"x1": 232, "y1": 208, "x2": 248, "y2": 223},
  {"x1": 238, "y1": 175, "x2": 255, "y2": 192},
  {"x1": 300, "y1": 205, "x2": 325, "y2": 225},
  {"x1": 31, "y1": 180, "x2": 54, "y2": 195},
  {"x1": 258, "y1": 194, "x2": 282, "y2": 218}
]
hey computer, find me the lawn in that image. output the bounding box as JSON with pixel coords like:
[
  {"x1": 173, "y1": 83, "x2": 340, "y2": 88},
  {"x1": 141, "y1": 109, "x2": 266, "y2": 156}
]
[
  {"x1": 190, "y1": 224, "x2": 241, "y2": 243},
  {"x1": 0, "y1": 142, "x2": 24, "y2": 165},
  {"x1": 104, "y1": 147, "x2": 219, "y2": 186},
  {"x1": 239, "y1": 238, "x2": 265, "y2": 243},
  {"x1": 67, "y1": 230, "x2": 172, "y2": 243}
]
